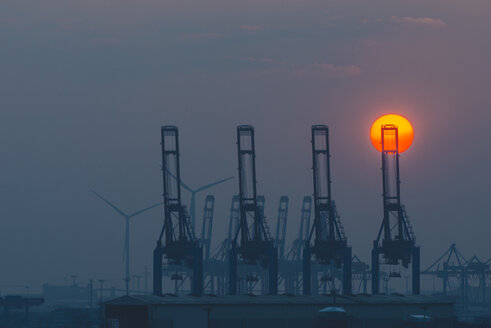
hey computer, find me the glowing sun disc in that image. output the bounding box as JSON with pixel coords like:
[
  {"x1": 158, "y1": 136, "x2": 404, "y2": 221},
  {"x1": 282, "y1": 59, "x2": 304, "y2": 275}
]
[{"x1": 370, "y1": 114, "x2": 414, "y2": 153}]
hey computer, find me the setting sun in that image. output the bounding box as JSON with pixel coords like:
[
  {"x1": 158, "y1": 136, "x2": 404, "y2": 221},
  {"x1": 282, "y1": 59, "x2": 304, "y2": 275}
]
[{"x1": 370, "y1": 114, "x2": 414, "y2": 153}]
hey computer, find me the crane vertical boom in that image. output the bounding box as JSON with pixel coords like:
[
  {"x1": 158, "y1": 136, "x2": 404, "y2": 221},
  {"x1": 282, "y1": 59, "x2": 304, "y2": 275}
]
[
  {"x1": 286, "y1": 196, "x2": 312, "y2": 261},
  {"x1": 275, "y1": 196, "x2": 289, "y2": 260},
  {"x1": 228, "y1": 195, "x2": 240, "y2": 242},
  {"x1": 201, "y1": 195, "x2": 215, "y2": 261}
]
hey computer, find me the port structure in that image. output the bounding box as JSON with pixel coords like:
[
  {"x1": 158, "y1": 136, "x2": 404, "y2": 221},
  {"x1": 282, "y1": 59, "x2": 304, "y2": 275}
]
[
  {"x1": 286, "y1": 196, "x2": 312, "y2": 263},
  {"x1": 351, "y1": 255, "x2": 370, "y2": 294},
  {"x1": 303, "y1": 125, "x2": 352, "y2": 295},
  {"x1": 422, "y1": 243, "x2": 466, "y2": 297},
  {"x1": 463, "y1": 256, "x2": 489, "y2": 304},
  {"x1": 153, "y1": 126, "x2": 203, "y2": 296},
  {"x1": 201, "y1": 195, "x2": 216, "y2": 293},
  {"x1": 275, "y1": 196, "x2": 289, "y2": 261},
  {"x1": 275, "y1": 196, "x2": 289, "y2": 292},
  {"x1": 283, "y1": 196, "x2": 312, "y2": 294},
  {"x1": 229, "y1": 125, "x2": 278, "y2": 295},
  {"x1": 422, "y1": 244, "x2": 491, "y2": 305},
  {"x1": 371, "y1": 124, "x2": 420, "y2": 295},
  {"x1": 201, "y1": 195, "x2": 215, "y2": 262},
  {"x1": 203, "y1": 196, "x2": 239, "y2": 295}
]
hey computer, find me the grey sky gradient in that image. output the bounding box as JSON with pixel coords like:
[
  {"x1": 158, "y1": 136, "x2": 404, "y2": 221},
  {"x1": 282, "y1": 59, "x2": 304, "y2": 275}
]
[{"x1": 1, "y1": 0, "x2": 490, "y2": 293}]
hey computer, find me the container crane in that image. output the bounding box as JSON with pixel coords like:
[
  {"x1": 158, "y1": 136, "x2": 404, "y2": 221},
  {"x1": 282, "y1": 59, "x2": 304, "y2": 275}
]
[
  {"x1": 229, "y1": 125, "x2": 278, "y2": 295},
  {"x1": 153, "y1": 126, "x2": 203, "y2": 296},
  {"x1": 371, "y1": 124, "x2": 420, "y2": 295},
  {"x1": 303, "y1": 125, "x2": 352, "y2": 295}
]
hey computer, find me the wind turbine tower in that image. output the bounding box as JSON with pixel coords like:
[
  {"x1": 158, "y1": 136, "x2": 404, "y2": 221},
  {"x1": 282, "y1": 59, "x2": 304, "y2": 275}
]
[{"x1": 92, "y1": 190, "x2": 162, "y2": 296}]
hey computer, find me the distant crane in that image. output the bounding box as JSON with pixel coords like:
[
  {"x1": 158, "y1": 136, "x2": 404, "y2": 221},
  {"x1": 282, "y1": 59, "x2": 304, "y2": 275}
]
[
  {"x1": 201, "y1": 195, "x2": 215, "y2": 261},
  {"x1": 284, "y1": 196, "x2": 312, "y2": 294},
  {"x1": 205, "y1": 195, "x2": 240, "y2": 295},
  {"x1": 421, "y1": 243, "x2": 467, "y2": 297},
  {"x1": 351, "y1": 255, "x2": 370, "y2": 294},
  {"x1": 275, "y1": 196, "x2": 289, "y2": 293},
  {"x1": 286, "y1": 196, "x2": 312, "y2": 262},
  {"x1": 423, "y1": 245, "x2": 490, "y2": 305},
  {"x1": 91, "y1": 190, "x2": 162, "y2": 296},
  {"x1": 275, "y1": 196, "x2": 289, "y2": 261},
  {"x1": 464, "y1": 255, "x2": 489, "y2": 304}
]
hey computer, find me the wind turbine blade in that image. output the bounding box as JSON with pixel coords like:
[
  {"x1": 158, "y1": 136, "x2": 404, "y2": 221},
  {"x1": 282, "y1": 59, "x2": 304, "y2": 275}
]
[
  {"x1": 91, "y1": 190, "x2": 129, "y2": 218},
  {"x1": 195, "y1": 176, "x2": 234, "y2": 192},
  {"x1": 165, "y1": 169, "x2": 194, "y2": 192},
  {"x1": 129, "y1": 202, "x2": 163, "y2": 218}
]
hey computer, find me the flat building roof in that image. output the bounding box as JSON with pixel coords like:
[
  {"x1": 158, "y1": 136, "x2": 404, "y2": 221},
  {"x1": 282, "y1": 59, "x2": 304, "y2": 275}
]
[{"x1": 105, "y1": 294, "x2": 454, "y2": 306}]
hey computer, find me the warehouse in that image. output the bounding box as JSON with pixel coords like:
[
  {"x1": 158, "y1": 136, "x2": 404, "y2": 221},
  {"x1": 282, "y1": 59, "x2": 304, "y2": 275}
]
[{"x1": 104, "y1": 294, "x2": 455, "y2": 328}]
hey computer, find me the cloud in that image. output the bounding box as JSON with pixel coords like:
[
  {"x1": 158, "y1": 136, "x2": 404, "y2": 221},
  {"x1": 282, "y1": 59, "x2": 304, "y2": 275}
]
[
  {"x1": 240, "y1": 25, "x2": 264, "y2": 31},
  {"x1": 390, "y1": 16, "x2": 447, "y2": 28},
  {"x1": 180, "y1": 33, "x2": 223, "y2": 41},
  {"x1": 311, "y1": 63, "x2": 361, "y2": 77}
]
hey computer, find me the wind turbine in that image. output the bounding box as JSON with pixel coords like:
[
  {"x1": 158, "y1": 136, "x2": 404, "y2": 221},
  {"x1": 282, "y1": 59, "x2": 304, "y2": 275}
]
[
  {"x1": 166, "y1": 172, "x2": 233, "y2": 229},
  {"x1": 91, "y1": 190, "x2": 162, "y2": 296}
]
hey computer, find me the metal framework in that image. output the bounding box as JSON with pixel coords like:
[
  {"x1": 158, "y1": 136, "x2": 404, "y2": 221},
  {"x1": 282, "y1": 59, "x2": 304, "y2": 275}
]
[
  {"x1": 203, "y1": 196, "x2": 240, "y2": 295},
  {"x1": 201, "y1": 195, "x2": 215, "y2": 261},
  {"x1": 422, "y1": 243, "x2": 466, "y2": 297},
  {"x1": 371, "y1": 124, "x2": 419, "y2": 295},
  {"x1": 201, "y1": 195, "x2": 216, "y2": 294},
  {"x1": 275, "y1": 196, "x2": 289, "y2": 260},
  {"x1": 153, "y1": 126, "x2": 203, "y2": 296},
  {"x1": 464, "y1": 256, "x2": 489, "y2": 304},
  {"x1": 286, "y1": 196, "x2": 312, "y2": 262},
  {"x1": 422, "y1": 244, "x2": 491, "y2": 305},
  {"x1": 276, "y1": 196, "x2": 313, "y2": 295},
  {"x1": 303, "y1": 125, "x2": 352, "y2": 295},
  {"x1": 351, "y1": 255, "x2": 370, "y2": 294},
  {"x1": 229, "y1": 125, "x2": 278, "y2": 295}
]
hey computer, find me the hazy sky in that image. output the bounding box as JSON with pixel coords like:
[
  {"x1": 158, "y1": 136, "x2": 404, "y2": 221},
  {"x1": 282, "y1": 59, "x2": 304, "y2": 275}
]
[{"x1": 1, "y1": 0, "x2": 491, "y2": 293}]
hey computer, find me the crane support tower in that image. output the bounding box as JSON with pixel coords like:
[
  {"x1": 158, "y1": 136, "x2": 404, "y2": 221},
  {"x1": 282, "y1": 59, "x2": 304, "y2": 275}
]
[
  {"x1": 283, "y1": 196, "x2": 312, "y2": 294},
  {"x1": 371, "y1": 124, "x2": 420, "y2": 295},
  {"x1": 275, "y1": 196, "x2": 289, "y2": 260},
  {"x1": 229, "y1": 125, "x2": 278, "y2": 295},
  {"x1": 303, "y1": 125, "x2": 352, "y2": 295},
  {"x1": 153, "y1": 126, "x2": 204, "y2": 296},
  {"x1": 201, "y1": 195, "x2": 215, "y2": 261},
  {"x1": 286, "y1": 196, "x2": 312, "y2": 261}
]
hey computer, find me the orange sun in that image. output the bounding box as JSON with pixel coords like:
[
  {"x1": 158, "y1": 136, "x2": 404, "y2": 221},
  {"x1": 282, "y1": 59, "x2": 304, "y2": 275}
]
[{"x1": 370, "y1": 114, "x2": 414, "y2": 153}]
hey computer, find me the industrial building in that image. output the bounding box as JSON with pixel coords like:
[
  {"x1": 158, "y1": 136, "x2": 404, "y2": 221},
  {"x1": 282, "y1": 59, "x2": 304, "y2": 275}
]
[{"x1": 104, "y1": 294, "x2": 455, "y2": 328}]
